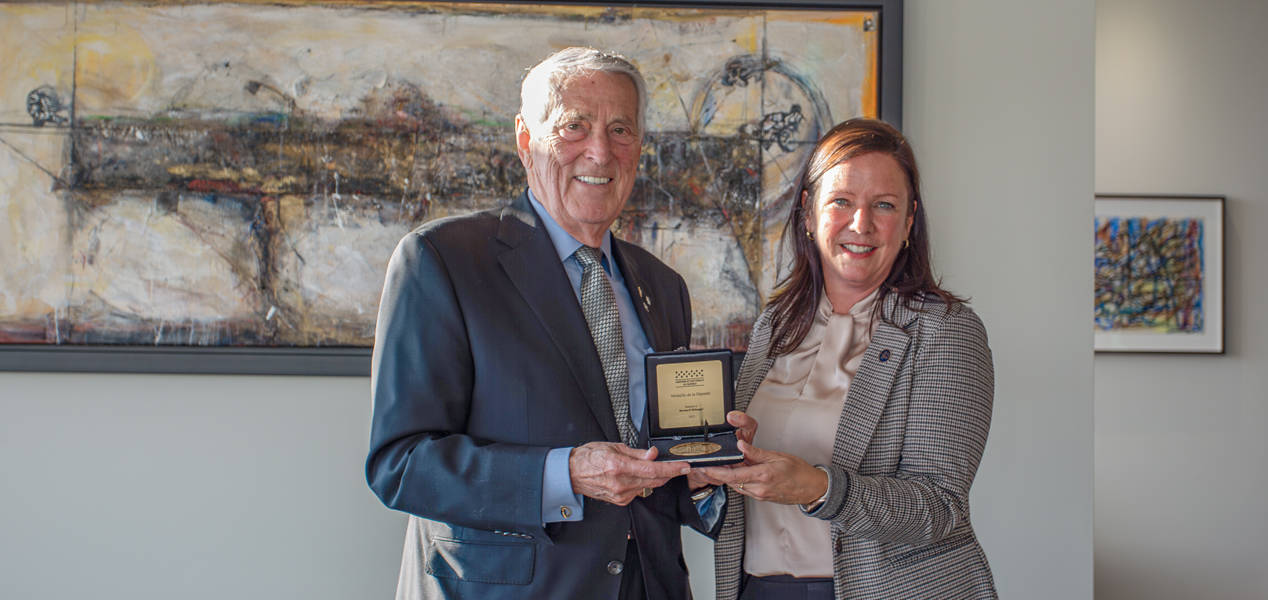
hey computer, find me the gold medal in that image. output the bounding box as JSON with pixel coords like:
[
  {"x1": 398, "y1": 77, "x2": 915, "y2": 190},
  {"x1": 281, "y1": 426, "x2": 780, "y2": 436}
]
[{"x1": 668, "y1": 441, "x2": 722, "y2": 457}]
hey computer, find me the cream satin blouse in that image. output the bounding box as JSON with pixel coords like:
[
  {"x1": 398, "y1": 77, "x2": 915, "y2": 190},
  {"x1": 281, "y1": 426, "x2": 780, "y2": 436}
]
[{"x1": 742, "y1": 288, "x2": 878, "y2": 577}]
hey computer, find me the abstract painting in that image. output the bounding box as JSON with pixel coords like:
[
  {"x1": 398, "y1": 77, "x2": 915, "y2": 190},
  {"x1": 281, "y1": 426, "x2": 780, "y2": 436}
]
[
  {"x1": 1094, "y1": 195, "x2": 1224, "y2": 353},
  {"x1": 0, "y1": 0, "x2": 897, "y2": 373}
]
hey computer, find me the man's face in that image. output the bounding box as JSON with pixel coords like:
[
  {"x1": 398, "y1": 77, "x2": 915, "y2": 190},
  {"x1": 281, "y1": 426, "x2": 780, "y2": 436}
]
[{"x1": 516, "y1": 71, "x2": 641, "y2": 246}]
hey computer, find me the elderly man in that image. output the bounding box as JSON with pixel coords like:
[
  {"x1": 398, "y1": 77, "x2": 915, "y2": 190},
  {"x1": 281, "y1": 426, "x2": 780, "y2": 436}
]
[{"x1": 366, "y1": 47, "x2": 710, "y2": 599}]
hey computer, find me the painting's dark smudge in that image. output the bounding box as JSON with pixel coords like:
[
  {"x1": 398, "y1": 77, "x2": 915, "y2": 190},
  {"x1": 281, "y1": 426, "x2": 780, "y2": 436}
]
[
  {"x1": 745, "y1": 104, "x2": 804, "y2": 153},
  {"x1": 27, "y1": 86, "x2": 69, "y2": 128}
]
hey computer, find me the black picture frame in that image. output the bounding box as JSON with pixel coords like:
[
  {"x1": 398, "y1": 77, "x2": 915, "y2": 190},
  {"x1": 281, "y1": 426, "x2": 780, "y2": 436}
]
[{"x1": 0, "y1": 0, "x2": 902, "y2": 375}]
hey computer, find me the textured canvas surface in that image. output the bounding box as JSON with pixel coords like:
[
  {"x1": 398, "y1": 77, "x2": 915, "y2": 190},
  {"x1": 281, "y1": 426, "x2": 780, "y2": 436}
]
[{"x1": 0, "y1": 1, "x2": 879, "y2": 350}]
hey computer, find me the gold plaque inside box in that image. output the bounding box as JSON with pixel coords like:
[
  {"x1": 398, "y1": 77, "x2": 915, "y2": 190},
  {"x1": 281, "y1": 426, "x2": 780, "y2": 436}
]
[
  {"x1": 654, "y1": 359, "x2": 726, "y2": 429},
  {"x1": 645, "y1": 349, "x2": 743, "y2": 465}
]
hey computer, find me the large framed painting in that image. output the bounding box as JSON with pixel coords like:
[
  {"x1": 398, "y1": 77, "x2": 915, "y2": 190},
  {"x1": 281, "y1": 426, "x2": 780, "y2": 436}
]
[
  {"x1": 0, "y1": 0, "x2": 902, "y2": 375},
  {"x1": 1094, "y1": 194, "x2": 1224, "y2": 353}
]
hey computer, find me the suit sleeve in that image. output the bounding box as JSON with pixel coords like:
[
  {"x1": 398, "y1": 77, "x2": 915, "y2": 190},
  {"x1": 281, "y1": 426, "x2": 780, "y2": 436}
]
[
  {"x1": 809, "y1": 306, "x2": 994, "y2": 546},
  {"x1": 365, "y1": 231, "x2": 553, "y2": 539}
]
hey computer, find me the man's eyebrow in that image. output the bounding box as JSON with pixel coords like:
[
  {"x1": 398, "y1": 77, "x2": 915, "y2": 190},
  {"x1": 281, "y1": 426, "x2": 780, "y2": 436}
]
[
  {"x1": 553, "y1": 109, "x2": 637, "y2": 127},
  {"x1": 556, "y1": 109, "x2": 590, "y2": 121}
]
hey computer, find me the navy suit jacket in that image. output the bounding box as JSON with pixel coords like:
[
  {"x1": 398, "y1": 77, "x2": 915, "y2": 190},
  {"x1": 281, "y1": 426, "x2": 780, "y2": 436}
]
[{"x1": 366, "y1": 192, "x2": 701, "y2": 599}]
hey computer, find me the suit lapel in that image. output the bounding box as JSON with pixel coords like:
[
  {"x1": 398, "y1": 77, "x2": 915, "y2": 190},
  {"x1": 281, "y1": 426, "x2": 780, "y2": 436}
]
[
  {"x1": 495, "y1": 193, "x2": 621, "y2": 443},
  {"x1": 833, "y1": 293, "x2": 918, "y2": 471},
  {"x1": 611, "y1": 240, "x2": 670, "y2": 352}
]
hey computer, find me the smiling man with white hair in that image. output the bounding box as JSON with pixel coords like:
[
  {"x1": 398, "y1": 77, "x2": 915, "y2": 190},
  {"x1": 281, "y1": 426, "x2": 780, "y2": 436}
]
[{"x1": 367, "y1": 47, "x2": 710, "y2": 600}]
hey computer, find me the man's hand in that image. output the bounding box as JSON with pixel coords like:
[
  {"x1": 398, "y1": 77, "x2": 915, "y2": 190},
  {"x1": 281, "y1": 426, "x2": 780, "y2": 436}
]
[
  {"x1": 686, "y1": 470, "x2": 714, "y2": 492},
  {"x1": 695, "y1": 440, "x2": 828, "y2": 506},
  {"x1": 570, "y1": 442, "x2": 690, "y2": 506}
]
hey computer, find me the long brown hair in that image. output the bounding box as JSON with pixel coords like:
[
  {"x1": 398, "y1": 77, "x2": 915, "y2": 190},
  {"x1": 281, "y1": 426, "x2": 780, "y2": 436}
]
[{"x1": 766, "y1": 118, "x2": 964, "y2": 356}]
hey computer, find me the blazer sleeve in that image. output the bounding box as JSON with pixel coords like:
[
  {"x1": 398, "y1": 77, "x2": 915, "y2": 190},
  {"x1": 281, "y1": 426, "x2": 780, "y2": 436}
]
[
  {"x1": 365, "y1": 231, "x2": 552, "y2": 539},
  {"x1": 810, "y1": 305, "x2": 994, "y2": 546}
]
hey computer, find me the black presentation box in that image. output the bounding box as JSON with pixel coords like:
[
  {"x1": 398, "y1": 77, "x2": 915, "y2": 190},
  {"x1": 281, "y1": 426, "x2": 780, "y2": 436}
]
[{"x1": 644, "y1": 349, "x2": 743, "y2": 465}]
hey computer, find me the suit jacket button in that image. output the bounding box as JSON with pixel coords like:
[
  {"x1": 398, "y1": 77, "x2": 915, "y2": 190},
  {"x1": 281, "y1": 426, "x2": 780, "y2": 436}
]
[{"x1": 607, "y1": 560, "x2": 624, "y2": 575}]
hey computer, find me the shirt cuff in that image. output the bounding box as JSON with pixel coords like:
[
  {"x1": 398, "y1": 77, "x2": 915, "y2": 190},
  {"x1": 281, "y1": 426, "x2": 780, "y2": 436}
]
[
  {"x1": 802, "y1": 464, "x2": 851, "y2": 520},
  {"x1": 542, "y1": 447, "x2": 584, "y2": 523},
  {"x1": 800, "y1": 464, "x2": 834, "y2": 516},
  {"x1": 695, "y1": 486, "x2": 726, "y2": 531}
]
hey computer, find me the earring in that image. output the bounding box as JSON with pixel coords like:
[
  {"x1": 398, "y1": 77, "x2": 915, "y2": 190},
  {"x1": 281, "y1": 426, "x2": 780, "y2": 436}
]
[
  {"x1": 902, "y1": 239, "x2": 910, "y2": 249},
  {"x1": 806, "y1": 229, "x2": 814, "y2": 240}
]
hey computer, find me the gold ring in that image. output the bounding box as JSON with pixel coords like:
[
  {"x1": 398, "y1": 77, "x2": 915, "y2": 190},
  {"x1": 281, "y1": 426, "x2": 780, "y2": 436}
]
[
  {"x1": 736, "y1": 483, "x2": 744, "y2": 491},
  {"x1": 639, "y1": 487, "x2": 653, "y2": 498}
]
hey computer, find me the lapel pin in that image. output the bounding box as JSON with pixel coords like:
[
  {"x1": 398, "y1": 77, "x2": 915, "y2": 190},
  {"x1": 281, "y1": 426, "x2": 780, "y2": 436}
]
[
  {"x1": 638, "y1": 287, "x2": 652, "y2": 310},
  {"x1": 878, "y1": 349, "x2": 891, "y2": 363}
]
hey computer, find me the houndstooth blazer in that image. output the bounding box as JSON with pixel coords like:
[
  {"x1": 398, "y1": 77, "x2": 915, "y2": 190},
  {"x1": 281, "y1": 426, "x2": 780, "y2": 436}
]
[{"x1": 713, "y1": 292, "x2": 998, "y2": 600}]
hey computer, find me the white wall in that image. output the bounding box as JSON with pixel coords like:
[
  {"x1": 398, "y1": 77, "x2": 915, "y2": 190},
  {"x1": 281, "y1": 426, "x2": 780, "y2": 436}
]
[
  {"x1": 0, "y1": 373, "x2": 404, "y2": 600},
  {"x1": 1, "y1": 1, "x2": 1096, "y2": 598},
  {"x1": 1096, "y1": 1, "x2": 1268, "y2": 598},
  {"x1": 907, "y1": 0, "x2": 1095, "y2": 597},
  {"x1": 689, "y1": 1, "x2": 1098, "y2": 598}
]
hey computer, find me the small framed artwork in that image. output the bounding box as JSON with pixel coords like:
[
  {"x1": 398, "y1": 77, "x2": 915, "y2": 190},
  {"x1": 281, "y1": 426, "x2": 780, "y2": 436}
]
[{"x1": 1094, "y1": 194, "x2": 1224, "y2": 353}]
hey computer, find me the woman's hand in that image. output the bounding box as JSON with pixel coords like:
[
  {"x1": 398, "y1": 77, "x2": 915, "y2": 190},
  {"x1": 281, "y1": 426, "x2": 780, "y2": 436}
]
[
  {"x1": 697, "y1": 440, "x2": 829, "y2": 506},
  {"x1": 688, "y1": 410, "x2": 761, "y2": 489},
  {"x1": 727, "y1": 410, "x2": 758, "y2": 446}
]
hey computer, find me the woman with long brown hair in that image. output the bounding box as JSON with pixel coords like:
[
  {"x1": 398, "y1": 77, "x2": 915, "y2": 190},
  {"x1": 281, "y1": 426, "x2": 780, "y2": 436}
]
[{"x1": 695, "y1": 118, "x2": 998, "y2": 599}]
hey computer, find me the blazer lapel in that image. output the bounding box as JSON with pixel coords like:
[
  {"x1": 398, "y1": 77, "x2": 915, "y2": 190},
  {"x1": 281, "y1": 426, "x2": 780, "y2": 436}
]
[
  {"x1": 833, "y1": 293, "x2": 918, "y2": 471},
  {"x1": 734, "y1": 307, "x2": 777, "y2": 413},
  {"x1": 495, "y1": 193, "x2": 621, "y2": 443}
]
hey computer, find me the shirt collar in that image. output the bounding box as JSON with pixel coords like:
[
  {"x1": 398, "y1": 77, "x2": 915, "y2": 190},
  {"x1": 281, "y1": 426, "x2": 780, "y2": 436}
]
[
  {"x1": 819, "y1": 286, "x2": 881, "y2": 321},
  {"x1": 527, "y1": 189, "x2": 614, "y2": 269}
]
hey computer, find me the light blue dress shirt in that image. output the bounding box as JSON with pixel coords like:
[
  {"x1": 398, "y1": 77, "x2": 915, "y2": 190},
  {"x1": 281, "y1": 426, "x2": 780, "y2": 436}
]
[{"x1": 528, "y1": 192, "x2": 653, "y2": 524}]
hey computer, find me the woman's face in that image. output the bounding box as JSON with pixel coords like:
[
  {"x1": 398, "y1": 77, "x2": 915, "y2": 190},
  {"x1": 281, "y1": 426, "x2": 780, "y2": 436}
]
[{"x1": 804, "y1": 151, "x2": 915, "y2": 305}]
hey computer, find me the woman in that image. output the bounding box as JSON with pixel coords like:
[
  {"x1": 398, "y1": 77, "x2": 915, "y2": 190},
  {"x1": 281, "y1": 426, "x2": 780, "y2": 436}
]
[{"x1": 695, "y1": 119, "x2": 997, "y2": 599}]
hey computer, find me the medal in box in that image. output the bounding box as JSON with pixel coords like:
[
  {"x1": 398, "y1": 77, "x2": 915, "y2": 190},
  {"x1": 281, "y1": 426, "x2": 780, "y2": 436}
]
[{"x1": 644, "y1": 349, "x2": 743, "y2": 465}]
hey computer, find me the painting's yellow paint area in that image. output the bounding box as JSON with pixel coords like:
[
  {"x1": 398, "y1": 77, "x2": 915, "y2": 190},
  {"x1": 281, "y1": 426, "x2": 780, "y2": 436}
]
[
  {"x1": 734, "y1": 21, "x2": 760, "y2": 54},
  {"x1": 166, "y1": 165, "x2": 252, "y2": 182},
  {"x1": 2, "y1": 7, "x2": 157, "y2": 111},
  {"x1": 770, "y1": 11, "x2": 873, "y2": 27},
  {"x1": 1, "y1": 5, "x2": 70, "y2": 99},
  {"x1": 12, "y1": 298, "x2": 54, "y2": 317},
  {"x1": 769, "y1": 10, "x2": 879, "y2": 117},
  {"x1": 58, "y1": 0, "x2": 757, "y2": 22},
  {"x1": 278, "y1": 195, "x2": 307, "y2": 227},
  {"x1": 860, "y1": 36, "x2": 878, "y2": 118},
  {"x1": 261, "y1": 176, "x2": 302, "y2": 194},
  {"x1": 74, "y1": 31, "x2": 157, "y2": 108}
]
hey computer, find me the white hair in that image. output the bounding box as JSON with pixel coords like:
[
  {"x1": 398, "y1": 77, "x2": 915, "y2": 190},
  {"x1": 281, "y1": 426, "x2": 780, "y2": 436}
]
[{"x1": 519, "y1": 47, "x2": 647, "y2": 138}]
